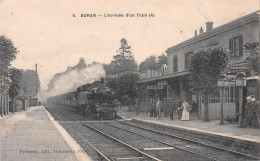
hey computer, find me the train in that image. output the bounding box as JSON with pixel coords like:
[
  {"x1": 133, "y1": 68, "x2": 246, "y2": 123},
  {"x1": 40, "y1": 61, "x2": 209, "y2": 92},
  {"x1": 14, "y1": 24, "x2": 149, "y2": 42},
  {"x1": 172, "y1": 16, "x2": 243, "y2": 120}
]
[{"x1": 47, "y1": 78, "x2": 118, "y2": 120}]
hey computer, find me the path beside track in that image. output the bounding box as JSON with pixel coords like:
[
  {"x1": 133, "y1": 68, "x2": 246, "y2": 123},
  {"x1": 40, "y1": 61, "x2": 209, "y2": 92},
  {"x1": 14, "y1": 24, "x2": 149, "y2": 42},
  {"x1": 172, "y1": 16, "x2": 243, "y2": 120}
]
[
  {"x1": 117, "y1": 108, "x2": 260, "y2": 143},
  {"x1": 0, "y1": 106, "x2": 91, "y2": 161}
]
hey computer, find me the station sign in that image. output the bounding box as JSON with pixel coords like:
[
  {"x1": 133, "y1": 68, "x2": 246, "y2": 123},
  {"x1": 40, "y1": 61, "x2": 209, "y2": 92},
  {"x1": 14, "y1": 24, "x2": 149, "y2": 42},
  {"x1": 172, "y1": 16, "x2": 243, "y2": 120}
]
[
  {"x1": 158, "y1": 80, "x2": 167, "y2": 86},
  {"x1": 146, "y1": 85, "x2": 164, "y2": 89},
  {"x1": 147, "y1": 85, "x2": 156, "y2": 89},
  {"x1": 157, "y1": 85, "x2": 164, "y2": 89}
]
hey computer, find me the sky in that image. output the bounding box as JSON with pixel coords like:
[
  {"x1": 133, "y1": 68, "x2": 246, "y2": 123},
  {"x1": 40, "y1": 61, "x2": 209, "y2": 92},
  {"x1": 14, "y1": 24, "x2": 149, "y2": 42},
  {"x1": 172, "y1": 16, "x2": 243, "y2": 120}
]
[{"x1": 0, "y1": 0, "x2": 259, "y2": 92}]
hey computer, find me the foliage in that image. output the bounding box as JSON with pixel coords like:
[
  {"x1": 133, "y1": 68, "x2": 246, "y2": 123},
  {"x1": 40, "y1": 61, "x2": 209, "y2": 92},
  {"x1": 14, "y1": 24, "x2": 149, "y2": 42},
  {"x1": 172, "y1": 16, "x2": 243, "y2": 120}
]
[
  {"x1": 0, "y1": 75, "x2": 12, "y2": 96},
  {"x1": 139, "y1": 54, "x2": 167, "y2": 72},
  {"x1": 244, "y1": 102, "x2": 259, "y2": 128},
  {"x1": 117, "y1": 71, "x2": 140, "y2": 98},
  {"x1": 0, "y1": 35, "x2": 18, "y2": 95},
  {"x1": 0, "y1": 36, "x2": 18, "y2": 73},
  {"x1": 116, "y1": 38, "x2": 134, "y2": 60},
  {"x1": 189, "y1": 45, "x2": 232, "y2": 121},
  {"x1": 189, "y1": 46, "x2": 232, "y2": 94},
  {"x1": 107, "y1": 38, "x2": 137, "y2": 74},
  {"x1": 9, "y1": 68, "x2": 28, "y2": 100},
  {"x1": 139, "y1": 55, "x2": 157, "y2": 71},
  {"x1": 23, "y1": 70, "x2": 40, "y2": 98},
  {"x1": 158, "y1": 54, "x2": 167, "y2": 67},
  {"x1": 104, "y1": 63, "x2": 116, "y2": 75},
  {"x1": 105, "y1": 72, "x2": 140, "y2": 106},
  {"x1": 105, "y1": 75, "x2": 118, "y2": 91},
  {"x1": 244, "y1": 42, "x2": 259, "y2": 74}
]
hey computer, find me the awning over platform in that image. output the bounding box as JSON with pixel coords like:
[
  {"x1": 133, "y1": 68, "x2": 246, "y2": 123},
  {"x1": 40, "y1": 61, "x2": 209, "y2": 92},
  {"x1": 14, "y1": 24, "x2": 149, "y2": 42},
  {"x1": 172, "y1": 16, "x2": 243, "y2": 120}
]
[{"x1": 137, "y1": 71, "x2": 189, "y2": 84}]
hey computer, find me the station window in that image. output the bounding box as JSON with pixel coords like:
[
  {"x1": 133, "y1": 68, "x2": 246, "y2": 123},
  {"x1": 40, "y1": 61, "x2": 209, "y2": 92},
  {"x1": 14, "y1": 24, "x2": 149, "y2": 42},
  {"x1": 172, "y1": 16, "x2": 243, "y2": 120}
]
[
  {"x1": 202, "y1": 85, "x2": 235, "y2": 104},
  {"x1": 208, "y1": 94, "x2": 220, "y2": 103},
  {"x1": 173, "y1": 56, "x2": 178, "y2": 72},
  {"x1": 184, "y1": 52, "x2": 191, "y2": 70},
  {"x1": 229, "y1": 35, "x2": 243, "y2": 58}
]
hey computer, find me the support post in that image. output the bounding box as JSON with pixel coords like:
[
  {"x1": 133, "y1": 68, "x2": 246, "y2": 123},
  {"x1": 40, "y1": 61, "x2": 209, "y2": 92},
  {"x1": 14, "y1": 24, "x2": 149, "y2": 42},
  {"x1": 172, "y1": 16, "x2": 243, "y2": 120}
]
[
  {"x1": 145, "y1": 87, "x2": 148, "y2": 113},
  {"x1": 198, "y1": 95, "x2": 201, "y2": 116},
  {"x1": 1, "y1": 96, "x2": 3, "y2": 117},
  {"x1": 3, "y1": 95, "x2": 6, "y2": 115},
  {"x1": 235, "y1": 72, "x2": 246, "y2": 128},
  {"x1": 35, "y1": 64, "x2": 38, "y2": 99},
  {"x1": 5, "y1": 95, "x2": 7, "y2": 115},
  {"x1": 238, "y1": 87, "x2": 244, "y2": 128},
  {"x1": 7, "y1": 93, "x2": 9, "y2": 114},
  {"x1": 219, "y1": 87, "x2": 224, "y2": 125},
  {"x1": 155, "y1": 82, "x2": 157, "y2": 100},
  {"x1": 180, "y1": 78, "x2": 183, "y2": 99},
  {"x1": 137, "y1": 85, "x2": 140, "y2": 115},
  {"x1": 167, "y1": 84, "x2": 170, "y2": 101}
]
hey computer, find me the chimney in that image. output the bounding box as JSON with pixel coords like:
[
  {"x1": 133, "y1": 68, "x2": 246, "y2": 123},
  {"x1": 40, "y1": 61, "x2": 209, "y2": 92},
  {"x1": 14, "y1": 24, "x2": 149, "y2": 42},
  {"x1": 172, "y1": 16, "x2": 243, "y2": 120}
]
[
  {"x1": 194, "y1": 30, "x2": 197, "y2": 36},
  {"x1": 199, "y1": 27, "x2": 203, "y2": 34},
  {"x1": 206, "y1": 22, "x2": 213, "y2": 32}
]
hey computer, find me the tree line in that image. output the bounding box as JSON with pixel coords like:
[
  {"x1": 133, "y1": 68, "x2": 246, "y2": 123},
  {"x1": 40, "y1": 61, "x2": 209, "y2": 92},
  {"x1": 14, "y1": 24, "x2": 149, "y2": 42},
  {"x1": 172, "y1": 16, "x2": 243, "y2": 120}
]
[
  {"x1": 105, "y1": 38, "x2": 259, "y2": 121},
  {"x1": 0, "y1": 35, "x2": 40, "y2": 116},
  {"x1": 103, "y1": 38, "x2": 168, "y2": 110}
]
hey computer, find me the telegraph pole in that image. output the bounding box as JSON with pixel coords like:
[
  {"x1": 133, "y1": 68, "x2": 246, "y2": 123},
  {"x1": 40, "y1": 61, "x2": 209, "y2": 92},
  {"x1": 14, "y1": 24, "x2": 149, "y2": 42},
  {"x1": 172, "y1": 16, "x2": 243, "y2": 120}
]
[{"x1": 35, "y1": 64, "x2": 38, "y2": 99}]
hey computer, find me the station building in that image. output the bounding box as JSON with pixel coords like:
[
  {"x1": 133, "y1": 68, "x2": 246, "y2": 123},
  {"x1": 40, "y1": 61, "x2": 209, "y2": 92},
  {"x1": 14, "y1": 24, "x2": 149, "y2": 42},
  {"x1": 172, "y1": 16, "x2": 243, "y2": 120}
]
[{"x1": 137, "y1": 11, "x2": 259, "y2": 120}]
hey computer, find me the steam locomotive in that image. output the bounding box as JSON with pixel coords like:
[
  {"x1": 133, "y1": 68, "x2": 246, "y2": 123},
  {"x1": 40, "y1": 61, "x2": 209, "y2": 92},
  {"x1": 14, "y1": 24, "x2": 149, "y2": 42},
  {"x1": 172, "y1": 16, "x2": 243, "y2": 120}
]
[{"x1": 47, "y1": 78, "x2": 118, "y2": 120}]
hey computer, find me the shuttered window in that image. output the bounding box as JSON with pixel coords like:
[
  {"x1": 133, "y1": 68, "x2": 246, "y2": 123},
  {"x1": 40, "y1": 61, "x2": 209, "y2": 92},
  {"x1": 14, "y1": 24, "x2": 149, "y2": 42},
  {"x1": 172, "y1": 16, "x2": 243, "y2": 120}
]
[
  {"x1": 173, "y1": 55, "x2": 178, "y2": 72},
  {"x1": 229, "y1": 35, "x2": 243, "y2": 58},
  {"x1": 184, "y1": 52, "x2": 191, "y2": 70}
]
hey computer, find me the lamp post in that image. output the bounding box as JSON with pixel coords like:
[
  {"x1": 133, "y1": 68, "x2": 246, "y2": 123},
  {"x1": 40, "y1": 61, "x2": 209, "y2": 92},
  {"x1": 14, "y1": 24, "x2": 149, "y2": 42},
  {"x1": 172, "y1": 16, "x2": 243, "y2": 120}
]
[
  {"x1": 235, "y1": 72, "x2": 246, "y2": 128},
  {"x1": 217, "y1": 74, "x2": 227, "y2": 125}
]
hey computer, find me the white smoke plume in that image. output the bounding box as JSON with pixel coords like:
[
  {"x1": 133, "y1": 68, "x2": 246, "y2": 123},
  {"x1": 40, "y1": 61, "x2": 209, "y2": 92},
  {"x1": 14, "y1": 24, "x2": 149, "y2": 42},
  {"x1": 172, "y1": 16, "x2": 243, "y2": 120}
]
[{"x1": 40, "y1": 59, "x2": 105, "y2": 102}]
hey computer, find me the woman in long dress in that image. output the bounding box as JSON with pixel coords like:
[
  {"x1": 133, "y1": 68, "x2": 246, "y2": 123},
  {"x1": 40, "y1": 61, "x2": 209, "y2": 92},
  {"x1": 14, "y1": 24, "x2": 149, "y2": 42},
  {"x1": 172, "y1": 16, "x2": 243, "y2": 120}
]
[{"x1": 181, "y1": 99, "x2": 190, "y2": 121}]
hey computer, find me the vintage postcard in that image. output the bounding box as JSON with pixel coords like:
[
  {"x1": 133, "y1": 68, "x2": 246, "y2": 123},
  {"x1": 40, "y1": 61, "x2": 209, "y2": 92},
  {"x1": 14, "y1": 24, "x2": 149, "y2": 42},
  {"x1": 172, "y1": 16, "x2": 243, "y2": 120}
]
[{"x1": 0, "y1": 0, "x2": 259, "y2": 160}]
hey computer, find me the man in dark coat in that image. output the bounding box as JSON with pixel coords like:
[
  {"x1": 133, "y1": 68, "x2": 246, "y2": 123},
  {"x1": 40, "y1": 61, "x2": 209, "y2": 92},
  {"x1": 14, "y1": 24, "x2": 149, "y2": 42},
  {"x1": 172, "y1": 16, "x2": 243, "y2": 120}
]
[
  {"x1": 192, "y1": 100, "x2": 198, "y2": 113},
  {"x1": 152, "y1": 99, "x2": 157, "y2": 117},
  {"x1": 177, "y1": 100, "x2": 183, "y2": 119},
  {"x1": 169, "y1": 98, "x2": 175, "y2": 120},
  {"x1": 163, "y1": 98, "x2": 168, "y2": 117},
  {"x1": 156, "y1": 98, "x2": 162, "y2": 119},
  {"x1": 149, "y1": 98, "x2": 153, "y2": 117}
]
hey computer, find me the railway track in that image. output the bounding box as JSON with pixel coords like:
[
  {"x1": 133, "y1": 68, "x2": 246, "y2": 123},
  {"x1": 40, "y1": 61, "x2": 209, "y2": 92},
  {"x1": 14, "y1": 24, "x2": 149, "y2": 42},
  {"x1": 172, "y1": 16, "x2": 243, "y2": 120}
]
[
  {"x1": 104, "y1": 121, "x2": 260, "y2": 161},
  {"x1": 45, "y1": 105, "x2": 260, "y2": 161},
  {"x1": 45, "y1": 105, "x2": 90, "y2": 121},
  {"x1": 46, "y1": 107, "x2": 160, "y2": 160},
  {"x1": 129, "y1": 119, "x2": 260, "y2": 157}
]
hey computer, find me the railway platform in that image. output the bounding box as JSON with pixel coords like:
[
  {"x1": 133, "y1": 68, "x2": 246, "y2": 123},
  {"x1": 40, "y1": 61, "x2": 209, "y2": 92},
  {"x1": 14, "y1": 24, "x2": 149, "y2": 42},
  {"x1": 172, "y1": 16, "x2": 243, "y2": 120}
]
[
  {"x1": 117, "y1": 107, "x2": 260, "y2": 144},
  {"x1": 0, "y1": 106, "x2": 92, "y2": 161}
]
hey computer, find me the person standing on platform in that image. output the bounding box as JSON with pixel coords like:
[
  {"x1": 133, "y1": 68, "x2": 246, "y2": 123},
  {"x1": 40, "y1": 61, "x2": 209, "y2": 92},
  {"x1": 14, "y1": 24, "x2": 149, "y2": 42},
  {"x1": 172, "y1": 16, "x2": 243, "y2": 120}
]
[
  {"x1": 192, "y1": 100, "x2": 198, "y2": 113},
  {"x1": 135, "y1": 98, "x2": 139, "y2": 115},
  {"x1": 163, "y1": 98, "x2": 168, "y2": 117},
  {"x1": 156, "y1": 98, "x2": 162, "y2": 119},
  {"x1": 149, "y1": 98, "x2": 153, "y2": 117},
  {"x1": 181, "y1": 99, "x2": 191, "y2": 121},
  {"x1": 169, "y1": 98, "x2": 175, "y2": 120},
  {"x1": 177, "y1": 100, "x2": 182, "y2": 119},
  {"x1": 152, "y1": 99, "x2": 157, "y2": 117}
]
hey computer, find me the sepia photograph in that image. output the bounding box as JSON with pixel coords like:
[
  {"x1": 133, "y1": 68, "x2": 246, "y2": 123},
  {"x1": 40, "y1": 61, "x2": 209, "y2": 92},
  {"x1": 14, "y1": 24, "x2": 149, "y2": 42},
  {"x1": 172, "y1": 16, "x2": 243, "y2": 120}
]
[{"x1": 0, "y1": 0, "x2": 259, "y2": 160}]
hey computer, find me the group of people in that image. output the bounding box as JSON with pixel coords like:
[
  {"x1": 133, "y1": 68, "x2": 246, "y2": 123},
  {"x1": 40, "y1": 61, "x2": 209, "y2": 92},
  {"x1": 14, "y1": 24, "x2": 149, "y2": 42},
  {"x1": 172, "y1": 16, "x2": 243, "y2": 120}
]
[{"x1": 149, "y1": 98, "x2": 195, "y2": 121}]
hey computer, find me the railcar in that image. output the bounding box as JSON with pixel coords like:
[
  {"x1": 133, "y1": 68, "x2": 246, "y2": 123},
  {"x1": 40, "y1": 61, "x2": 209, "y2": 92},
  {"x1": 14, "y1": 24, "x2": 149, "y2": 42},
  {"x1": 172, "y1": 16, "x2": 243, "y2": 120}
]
[{"x1": 47, "y1": 79, "x2": 117, "y2": 120}]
